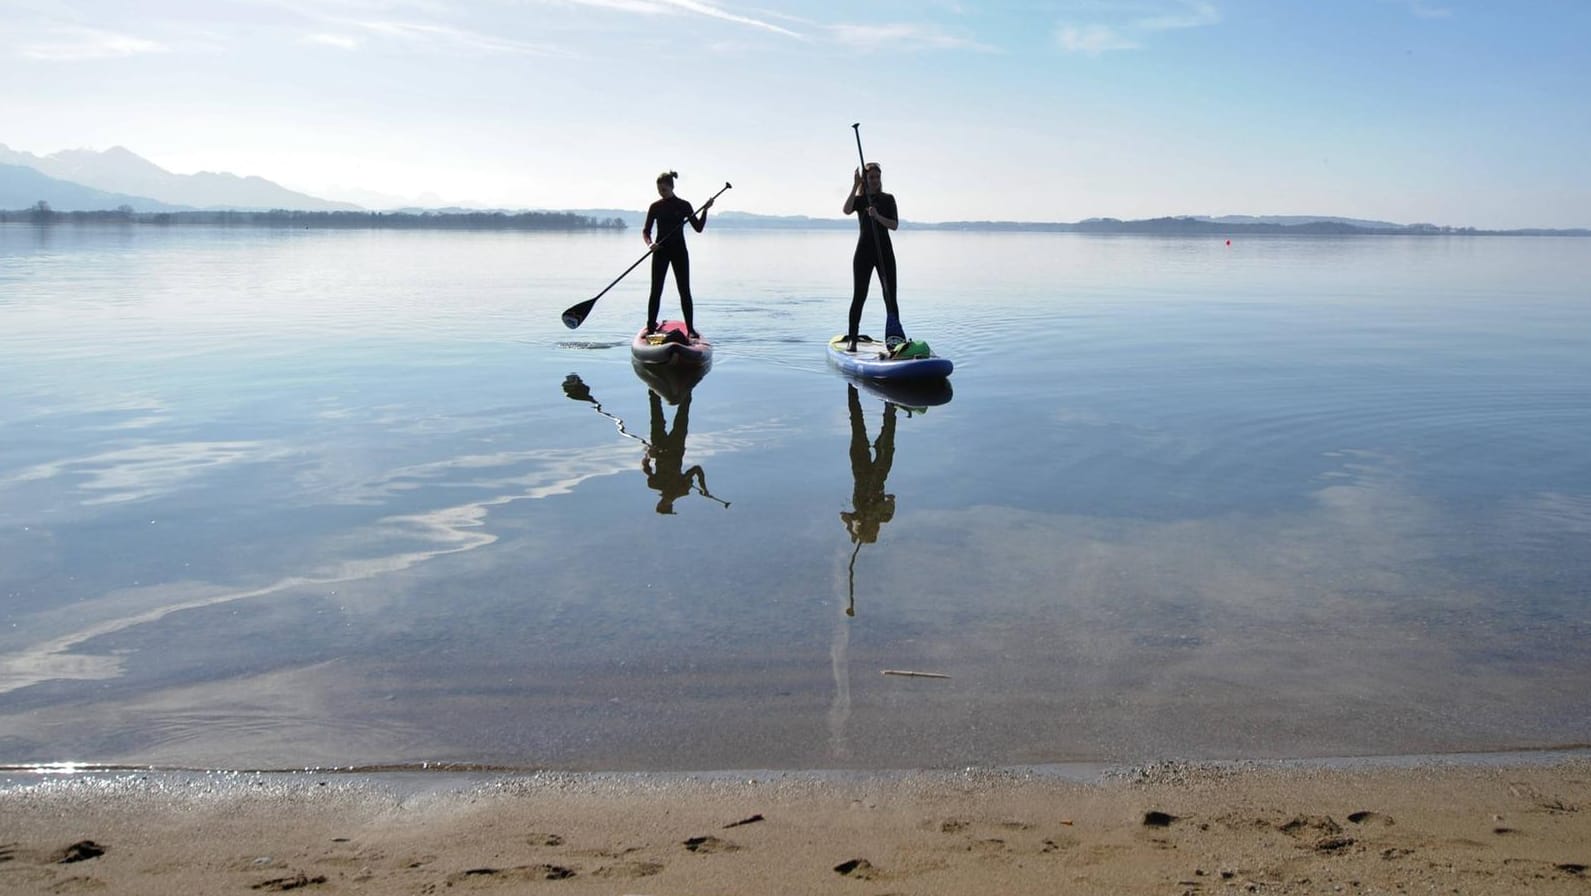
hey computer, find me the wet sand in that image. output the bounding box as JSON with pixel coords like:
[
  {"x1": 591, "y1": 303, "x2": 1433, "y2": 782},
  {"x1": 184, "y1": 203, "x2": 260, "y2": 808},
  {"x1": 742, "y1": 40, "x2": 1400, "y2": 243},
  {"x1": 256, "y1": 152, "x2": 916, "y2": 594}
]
[{"x1": 2, "y1": 756, "x2": 1588, "y2": 895}]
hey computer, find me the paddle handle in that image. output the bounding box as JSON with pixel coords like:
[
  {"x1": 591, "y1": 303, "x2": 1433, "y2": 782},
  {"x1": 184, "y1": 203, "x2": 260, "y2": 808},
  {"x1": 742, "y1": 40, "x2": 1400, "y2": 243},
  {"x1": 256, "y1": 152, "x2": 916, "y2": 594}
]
[{"x1": 850, "y1": 124, "x2": 892, "y2": 305}]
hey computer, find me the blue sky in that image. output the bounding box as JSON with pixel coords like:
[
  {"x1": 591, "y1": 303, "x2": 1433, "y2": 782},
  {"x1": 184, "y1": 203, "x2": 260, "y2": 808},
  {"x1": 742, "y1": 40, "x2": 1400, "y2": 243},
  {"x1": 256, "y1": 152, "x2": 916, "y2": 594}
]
[{"x1": 3, "y1": 0, "x2": 1588, "y2": 227}]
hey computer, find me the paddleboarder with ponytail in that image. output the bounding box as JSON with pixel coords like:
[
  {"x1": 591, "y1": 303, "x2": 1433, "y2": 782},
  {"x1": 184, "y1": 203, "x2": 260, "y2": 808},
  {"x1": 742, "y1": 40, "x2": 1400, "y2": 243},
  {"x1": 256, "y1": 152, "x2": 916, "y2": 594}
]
[{"x1": 642, "y1": 170, "x2": 714, "y2": 339}]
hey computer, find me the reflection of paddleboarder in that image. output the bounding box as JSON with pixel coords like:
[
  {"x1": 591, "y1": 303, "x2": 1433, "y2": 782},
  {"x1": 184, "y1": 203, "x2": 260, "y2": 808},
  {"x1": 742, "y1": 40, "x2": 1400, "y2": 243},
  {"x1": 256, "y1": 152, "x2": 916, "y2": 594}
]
[
  {"x1": 562, "y1": 373, "x2": 727, "y2": 514},
  {"x1": 643, "y1": 390, "x2": 727, "y2": 515},
  {"x1": 840, "y1": 384, "x2": 897, "y2": 616},
  {"x1": 842, "y1": 384, "x2": 896, "y2": 544}
]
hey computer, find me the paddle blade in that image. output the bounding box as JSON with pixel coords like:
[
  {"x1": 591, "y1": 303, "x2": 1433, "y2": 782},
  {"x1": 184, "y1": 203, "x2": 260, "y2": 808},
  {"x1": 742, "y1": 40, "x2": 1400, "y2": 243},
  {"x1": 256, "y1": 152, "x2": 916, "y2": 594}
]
[
  {"x1": 561, "y1": 297, "x2": 597, "y2": 329},
  {"x1": 562, "y1": 373, "x2": 594, "y2": 403}
]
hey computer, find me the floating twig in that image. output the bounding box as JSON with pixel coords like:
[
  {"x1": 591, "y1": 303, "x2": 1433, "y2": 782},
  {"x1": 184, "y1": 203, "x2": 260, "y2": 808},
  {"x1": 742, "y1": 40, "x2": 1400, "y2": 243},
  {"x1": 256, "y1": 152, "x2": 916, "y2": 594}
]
[{"x1": 881, "y1": 670, "x2": 950, "y2": 679}]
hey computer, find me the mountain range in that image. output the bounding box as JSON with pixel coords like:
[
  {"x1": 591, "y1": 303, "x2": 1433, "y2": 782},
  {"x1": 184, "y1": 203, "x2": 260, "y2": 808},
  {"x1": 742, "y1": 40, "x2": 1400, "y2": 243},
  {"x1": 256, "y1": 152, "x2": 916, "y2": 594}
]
[
  {"x1": 0, "y1": 163, "x2": 189, "y2": 213},
  {"x1": 0, "y1": 144, "x2": 359, "y2": 212}
]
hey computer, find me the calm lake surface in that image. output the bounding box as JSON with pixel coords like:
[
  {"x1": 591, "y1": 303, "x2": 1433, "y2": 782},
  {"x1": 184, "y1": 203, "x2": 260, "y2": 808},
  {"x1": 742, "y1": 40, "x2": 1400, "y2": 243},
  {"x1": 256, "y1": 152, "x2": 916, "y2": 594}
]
[{"x1": 2, "y1": 223, "x2": 1589, "y2": 771}]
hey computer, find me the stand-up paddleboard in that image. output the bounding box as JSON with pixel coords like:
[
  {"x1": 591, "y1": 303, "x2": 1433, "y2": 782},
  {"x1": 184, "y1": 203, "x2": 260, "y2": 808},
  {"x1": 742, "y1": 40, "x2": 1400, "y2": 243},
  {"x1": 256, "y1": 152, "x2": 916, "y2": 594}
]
[
  {"x1": 632, "y1": 355, "x2": 708, "y2": 406},
  {"x1": 632, "y1": 320, "x2": 712, "y2": 368},
  {"x1": 827, "y1": 335, "x2": 953, "y2": 381}
]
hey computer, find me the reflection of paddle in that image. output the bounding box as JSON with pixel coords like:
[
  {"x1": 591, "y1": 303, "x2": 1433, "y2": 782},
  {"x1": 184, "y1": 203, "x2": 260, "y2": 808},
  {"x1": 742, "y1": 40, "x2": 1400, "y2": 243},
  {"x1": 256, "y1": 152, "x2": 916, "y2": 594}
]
[
  {"x1": 562, "y1": 373, "x2": 646, "y2": 445},
  {"x1": 845, "y1": 539, "x2": 861, "y2": 617},
  {"x1": 561, "y1": 182, "x2": 732, "y2": 329},
  {"x1": 564, "y1": 373, "x2": 730, "y2": 509},
  {"x1": 696, "y1": 484, "x2": 731, "y2": 508}
]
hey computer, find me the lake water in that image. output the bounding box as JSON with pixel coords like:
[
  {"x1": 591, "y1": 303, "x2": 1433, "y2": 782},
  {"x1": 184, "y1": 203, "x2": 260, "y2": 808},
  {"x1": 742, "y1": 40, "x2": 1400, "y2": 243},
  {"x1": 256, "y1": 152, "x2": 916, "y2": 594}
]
[{"x1": 2, "y1": 223, "x2": 1589, "y2": 771}]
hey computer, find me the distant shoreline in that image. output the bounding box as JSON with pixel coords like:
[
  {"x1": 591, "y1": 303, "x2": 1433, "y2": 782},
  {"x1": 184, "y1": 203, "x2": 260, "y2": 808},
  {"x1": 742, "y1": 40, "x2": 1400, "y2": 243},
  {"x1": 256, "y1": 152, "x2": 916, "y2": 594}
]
[
  {"x1": 2, "y1": 207, "x2": 1586, "y2": 237},
  {"x1": 0, "y1": 207, "x2": 627, "y2": 231}
]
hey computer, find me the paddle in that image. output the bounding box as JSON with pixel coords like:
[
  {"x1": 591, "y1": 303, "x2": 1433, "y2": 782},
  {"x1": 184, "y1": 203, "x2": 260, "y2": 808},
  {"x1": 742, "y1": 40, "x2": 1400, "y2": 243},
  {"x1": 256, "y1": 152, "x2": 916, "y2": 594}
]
[
  {"x1": 561, "y1": 181, "x2": 733, "y2": 329},
  {"x1": 850, "y1": 124, "x2": 894, "y2": 310},
  {"x1": 561, "y1": 373, "x2": 731, "y2": 508},
  {"x1": 562, "y1": 374, "x2": 648, "y2": 445}
]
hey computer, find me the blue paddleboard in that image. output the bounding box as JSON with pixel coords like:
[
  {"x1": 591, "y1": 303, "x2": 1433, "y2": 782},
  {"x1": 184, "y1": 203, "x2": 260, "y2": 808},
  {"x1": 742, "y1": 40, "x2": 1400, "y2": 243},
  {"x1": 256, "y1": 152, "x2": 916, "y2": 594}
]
[{"x1": 827, "y1": 335, "x2": 953, "y2": 381}]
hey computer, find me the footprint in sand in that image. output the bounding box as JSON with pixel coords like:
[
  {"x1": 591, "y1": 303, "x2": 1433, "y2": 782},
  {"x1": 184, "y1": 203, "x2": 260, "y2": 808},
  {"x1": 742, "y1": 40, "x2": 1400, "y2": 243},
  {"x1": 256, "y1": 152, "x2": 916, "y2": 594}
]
[
  {"x1": 1041, "y1": 836, "x2": 1081, "y2": 853},
  {"x1": 54, "y1": 841, "x2": 106, "y2": 864},
  {"x1": 403, "y1": 854, "x2": 438, "y2": 868},
  {"x1": 966, "y1": 838, "x2": 1008, "y2": 855},
  {"x1": 683, "y1": 836, "x2": 739, "y2": 854},
  {"x1": 251, "y1": 872, "x2": 329, "y2": 891},
  {"x1": 1313, "y1": 836, "x2": 1357, "y2": 854},
  {"x1": 998, "y1": 820, "x2": 1035, "y2": 831},
  {"x1": 1278, "y1": 815, "x2": 1342, "y2": 838},
  {"x1": 834, "y1": 858, "x2": 882, "y2": 879},
  {"x1": 1142, "y1": 811, "x2": 1177, "y2": 828},
  {"x1": 445, "y1": 864, "x2": 577, "y2": 885},
  {"x1": 42, "y1": 876, "x2": 106, "y2": 893},
  {"x1": 592, "y1": 860, "x2": 665, "y2": 878}
]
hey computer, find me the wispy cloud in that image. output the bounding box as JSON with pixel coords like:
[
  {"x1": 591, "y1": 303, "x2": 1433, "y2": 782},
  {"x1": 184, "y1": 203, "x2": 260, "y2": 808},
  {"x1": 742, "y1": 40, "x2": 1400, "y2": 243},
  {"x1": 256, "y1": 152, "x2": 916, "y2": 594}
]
[
  {"x1": 537, "y1": 0, "x2": 802, "y2": 37},
  {"x1": 351, "y1": 19, "x2": 566, "y2": 54},
  {"x1": 1056, "y1": 0, "x2": 1219, "y2": 55},
  {"x1": 1057, "y1": 24, "x2": 1138, "y2": 55},
  {"x1": 19, "y1": 27, "x2": 169, "y2": 61},
  {"x1": 1135, "y1": 0, "x2": 1219, "y2": 31},
  {"x1": 252, "y1": 0, "x2": 804, "y2": 42},
  {"x1": 1387, "y1": 0, "x2": 1452, "y2": 19},
  {"x1": 654, "y1": 0, "x2": 803, "y2": 36},
  {"x1": 302, "y1": 32, "x2": 363, "y2": 49},
  {"x1": 828, "y1": 22, "x2": 992, "y2": 52}
]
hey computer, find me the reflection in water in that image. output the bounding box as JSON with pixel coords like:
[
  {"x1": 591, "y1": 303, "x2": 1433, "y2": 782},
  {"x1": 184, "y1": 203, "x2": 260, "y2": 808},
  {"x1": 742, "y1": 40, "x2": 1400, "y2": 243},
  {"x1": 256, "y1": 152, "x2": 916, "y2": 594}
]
[
  {"x1": 841, "y1": 384, "x2": 899, "y2": 616},
  {"x1": 832, "y1": 383, "x2": 900, "y2": 761},
  {"x1": 828, "y1": 381, "x2": 951, "y2": 758},
  {"x1": 631, "y1": 357, "x2": 707, "y2": 407},
  {"x1": 644, "y1": 390, "x2": 729, "y2": 514},
  {"x1": 562, "y1": 373, "x2": 648, "y2": 447},
  {"x1": 561, "y1": 371, "x2": 729, "y2": 515},
  {"x1": 849, "y1": 376, "x2": 954, "y2": 414}
]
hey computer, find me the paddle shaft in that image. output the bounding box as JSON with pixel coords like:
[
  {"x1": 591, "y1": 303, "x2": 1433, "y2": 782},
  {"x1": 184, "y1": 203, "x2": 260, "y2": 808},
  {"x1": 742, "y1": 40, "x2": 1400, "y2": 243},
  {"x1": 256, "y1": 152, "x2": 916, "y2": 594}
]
[
  {"x1": 850, "y1": 124, "x2": 893, "y2": 306},
  {"x1": 562, "y1": 181, "x2": 731, "y2": 328}
]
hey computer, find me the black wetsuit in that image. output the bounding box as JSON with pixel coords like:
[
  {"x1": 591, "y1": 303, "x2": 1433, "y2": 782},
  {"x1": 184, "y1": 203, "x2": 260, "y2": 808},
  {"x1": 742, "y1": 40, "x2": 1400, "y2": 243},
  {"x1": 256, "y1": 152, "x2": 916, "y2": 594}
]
[
  {"x1": 643, "y1": 390, "x2": 704, "y2": 515},
  {"x1": 643, "y1": 196, "x2": 702, "y2": 332},
  {"x1": 848, "y1": 191, "x2": 900, "y2": 340}
]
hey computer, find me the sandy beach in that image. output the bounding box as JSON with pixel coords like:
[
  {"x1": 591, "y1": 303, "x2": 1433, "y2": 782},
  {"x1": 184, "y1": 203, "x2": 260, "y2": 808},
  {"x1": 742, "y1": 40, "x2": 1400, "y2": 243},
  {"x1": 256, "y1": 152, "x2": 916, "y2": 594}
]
[{"x1": 2, "y1": 756, "x2": 1587, "y2": 895}]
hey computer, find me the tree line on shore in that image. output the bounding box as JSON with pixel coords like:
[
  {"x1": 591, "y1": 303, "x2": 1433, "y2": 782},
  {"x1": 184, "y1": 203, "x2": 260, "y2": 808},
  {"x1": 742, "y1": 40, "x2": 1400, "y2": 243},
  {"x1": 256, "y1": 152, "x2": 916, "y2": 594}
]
[{"x1": 0, "y1": 201, "x2": 626, "y2": 231}]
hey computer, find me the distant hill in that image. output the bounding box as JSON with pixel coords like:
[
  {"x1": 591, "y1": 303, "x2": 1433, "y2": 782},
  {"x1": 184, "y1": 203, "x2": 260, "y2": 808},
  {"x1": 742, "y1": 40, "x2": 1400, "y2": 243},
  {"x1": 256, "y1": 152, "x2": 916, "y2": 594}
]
[
  {"x1": 919, "y1": 215, "x2": 1588, "y2": 236},
  {"x1": 0, "y1": 162, "x2": 188, "y2": 212},
  {"x1": 1191, "y1": 214, "x2": 1403, "y2": 229},
  {"x1": 318, "y1": 185, "x2": 493, "y2": 211},
  {"x1": 512, "y1": 209, "x2": 1589, "y2": 236},
  {"x1": 711, "y1": 210, "x2": 854, "y2": 229},
  {"x1": 552, "y1": 209, "x2": 853, "y2": 229},
  {"x1": 0, "y1": 144, "x2": 360, "y2": 211}
]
